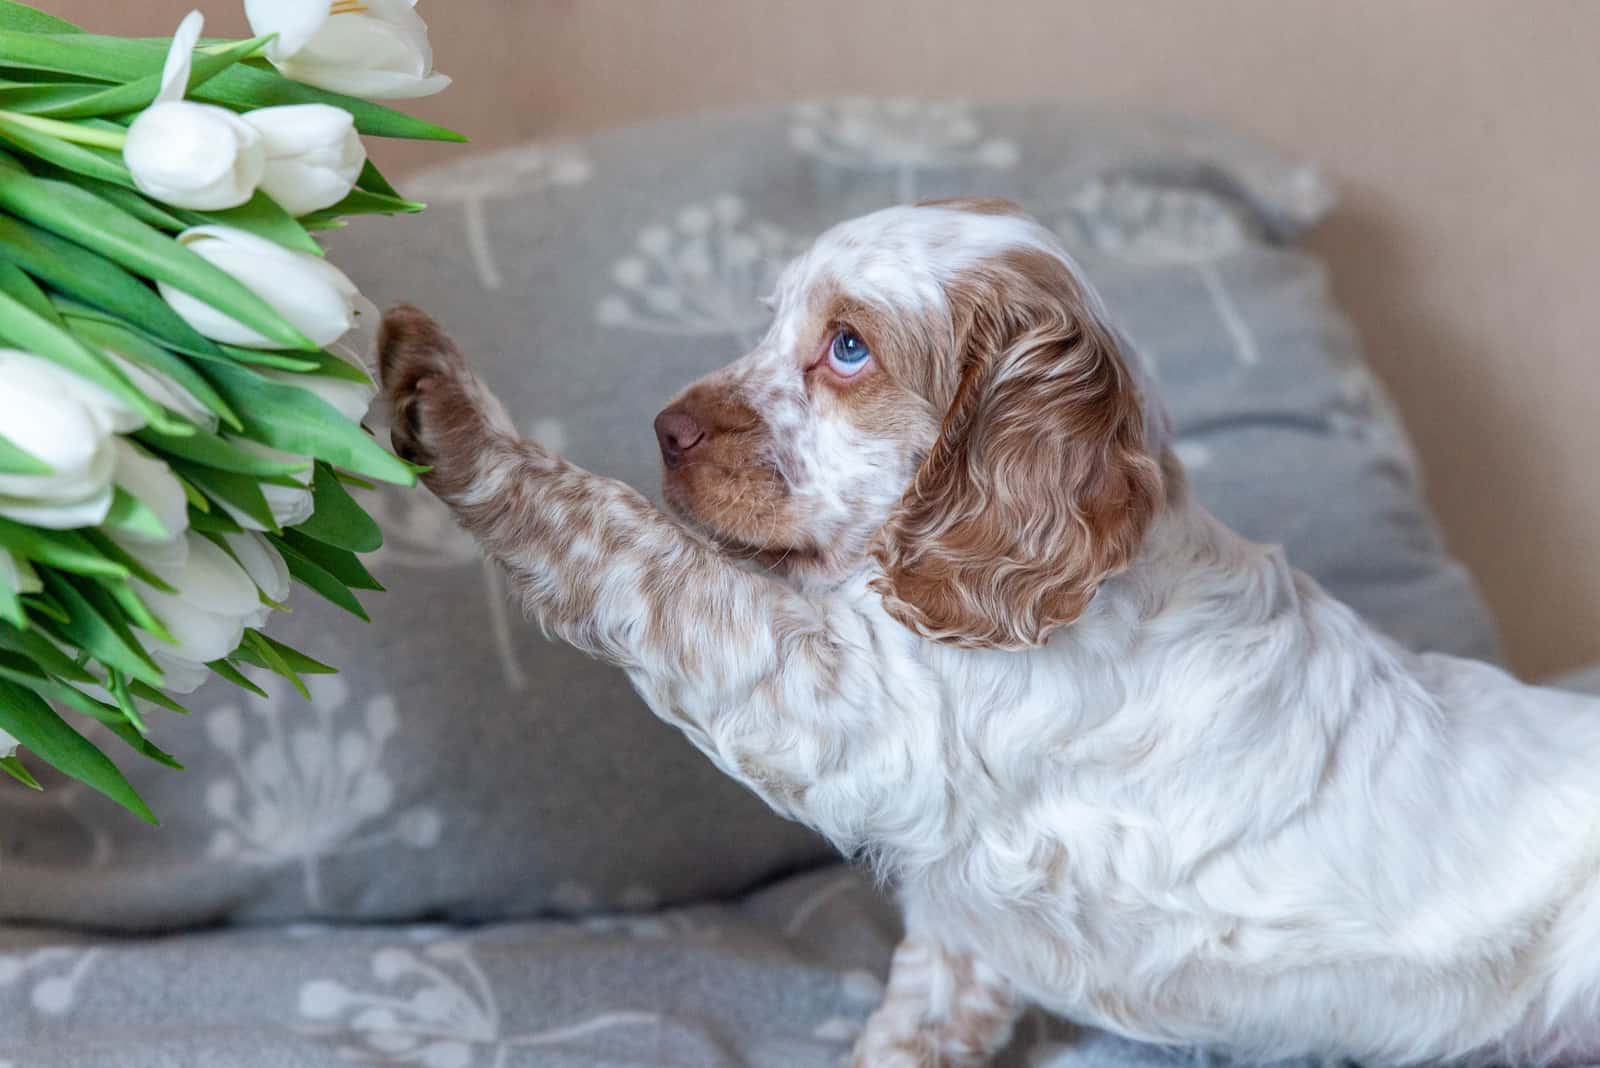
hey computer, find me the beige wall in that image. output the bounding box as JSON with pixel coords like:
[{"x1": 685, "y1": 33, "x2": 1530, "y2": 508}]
[{"x1": 49, "y1": 1, "x2": 1600, "y2": 677}]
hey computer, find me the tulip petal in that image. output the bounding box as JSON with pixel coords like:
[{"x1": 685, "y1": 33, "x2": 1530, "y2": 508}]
[
  {"x1": 244, "y1": 103, "x2": 367, "y2": 216},
  {"x1": 281, "y1": 65, "x2": 452, "y2": 101},
  {"x1": 110, "y1": 440, "x2": 189, "y2": 545},
  {"x1": 245, "y1": 0, "x2": 331, "y2": 63},
  {"x1": 103, "y1": 350, "x2": 220, "y2": 433},
  {"x1": 151, "y1": 650, "x2": 212, "y2": 694},
  {"x1": 260, "y1": 158, "x2": 360, "y2": 217},
  {"x1": 160, "y1": 226, "x2": 360, "y2": 349},
  {"x1": 0, "y1": 486, "x2": 115, "y2": 530},
  {"x1": 124, "y1": 102, "x2": 266, "y2": 212},
  {"x1": 157, "y1": 10, "x2": 205, "y2": 104}
]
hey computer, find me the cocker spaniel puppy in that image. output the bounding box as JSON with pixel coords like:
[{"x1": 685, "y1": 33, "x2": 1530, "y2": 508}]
[{"x1": 378, "y1": 199, "x2": 1600, "y2": 1068}]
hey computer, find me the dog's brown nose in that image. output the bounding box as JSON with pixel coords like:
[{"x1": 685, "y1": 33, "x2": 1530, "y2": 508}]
[{"x1": 654, "y1": 407, "x2": 705, "y2": 469}]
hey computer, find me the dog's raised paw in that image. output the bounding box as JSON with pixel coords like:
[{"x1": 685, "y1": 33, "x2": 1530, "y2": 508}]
[{"x1": 377, "y1": 304, "x2": 471, "y2": 466}]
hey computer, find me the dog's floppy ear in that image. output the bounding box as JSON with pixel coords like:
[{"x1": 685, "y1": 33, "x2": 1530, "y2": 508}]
[{"x1": 870, "y1": 249, "x2": 1164, "y2": 649}]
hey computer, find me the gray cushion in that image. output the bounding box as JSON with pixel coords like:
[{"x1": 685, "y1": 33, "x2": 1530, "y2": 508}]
[{"x1": 0, "y1": 99, "x2": 1500, "y2": 929}]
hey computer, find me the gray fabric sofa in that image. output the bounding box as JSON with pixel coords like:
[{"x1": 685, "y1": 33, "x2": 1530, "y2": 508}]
[{"x1": 3, "y1": 100, "x2": 1587, "y2": 1068}]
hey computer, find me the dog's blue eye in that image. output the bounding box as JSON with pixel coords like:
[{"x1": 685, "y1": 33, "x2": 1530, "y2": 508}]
[{"x1": 828, "y1": 329, "x2": 871, "y2": 376}]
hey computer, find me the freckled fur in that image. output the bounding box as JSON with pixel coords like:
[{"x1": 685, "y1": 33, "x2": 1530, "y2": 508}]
[{"x1": 379, "y1": 204, "x2": 1600, "y2": 1068}]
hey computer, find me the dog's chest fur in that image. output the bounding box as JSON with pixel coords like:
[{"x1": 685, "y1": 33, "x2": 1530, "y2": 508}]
[{"x1": 775, "y1": 508, "x2": 1600, "y2": 1062}]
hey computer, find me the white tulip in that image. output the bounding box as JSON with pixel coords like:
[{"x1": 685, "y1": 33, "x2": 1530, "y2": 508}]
[
  {"x1": 243, "y1": 104, "x2": 367, "y2": 216},
  {"x1": 159, "y1": 226, "x2": 362, "y2": 350},
  {"x1": 102, "y1": 350, "x2": 219, "y2": 433},
  {"x1": 246, "y1": 0, "x2": 451, "y2": 100},
  {"x1": 0, "y1": 351, "x2": 124, "y2": 530},
  {"x1": 128, "y1": 532, "x2": 264, "y2": 668},
  {"x1": 0, "y1": 727, "x2": 16, "y2": 760},
  {"x1": 123, "y1": 13, "x2": 265, "y2": 211},
  {"x1": 262, "y1": 341, "x2": 379, "y2": 424},
  {"x1": 218, "y1": 440, "x2": 315, "y2": 531},
  {"x1": 110, "y1": 439, "x2": 189, "y2": 545},
  {"x1": 223, "y1": 530, "x2": 291, "y2": 625}
]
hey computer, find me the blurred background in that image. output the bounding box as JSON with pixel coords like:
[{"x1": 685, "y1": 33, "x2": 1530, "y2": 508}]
[{"x1": 54, "y1": 0, "x2": 1599, "y2": 678}]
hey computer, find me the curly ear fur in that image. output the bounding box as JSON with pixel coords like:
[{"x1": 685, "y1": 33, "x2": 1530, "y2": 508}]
[{"x1": 870, "y1": 249, "x2": 1165, "y2": 649}]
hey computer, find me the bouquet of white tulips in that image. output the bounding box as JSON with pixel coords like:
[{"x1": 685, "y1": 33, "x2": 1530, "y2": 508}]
[{"x1": 0, "y1": 0, "x2": 459, "y2": 821}]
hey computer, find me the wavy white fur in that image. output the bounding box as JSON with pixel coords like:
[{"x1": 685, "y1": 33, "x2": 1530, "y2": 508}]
[{"x1": 377, "y1": 201, "x2": 1600, "y2": 1068}]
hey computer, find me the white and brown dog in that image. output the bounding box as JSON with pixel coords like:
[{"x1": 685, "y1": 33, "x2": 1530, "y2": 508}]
[{"x1": 378, "y1": 199, "x2": 1600, "y2": 1068}]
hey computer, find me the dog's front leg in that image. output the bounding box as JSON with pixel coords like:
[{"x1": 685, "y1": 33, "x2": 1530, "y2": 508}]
[
  {"x1": 853, "y1": 936, "x2": 1021, "y2": 1068},
  {"x1": 376, "y1": 307, "x2": 868, "y2": 815}
]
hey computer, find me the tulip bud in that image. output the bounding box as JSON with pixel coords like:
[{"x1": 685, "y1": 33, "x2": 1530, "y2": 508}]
[
  {"x1": 124, "y1": 101, "x2": 266, "y2": 211},
  {"x1": 223, "y1": 530, "x2": 291, "y2": 625},
  {"x1": 0, "y1": 351, "x2": 122, "y2": 530},
  {"x1": 243, "y1": 104, "x2": 367, "y2": 217},
  {"x1": 128, "y1": 532, "x2": 266, "y2": 667},
  {"x1": 158, "y1": 226, "x2": 363, "y2": 350},
  {"x1": 246, "y1": 0, "x2": 450, "y2": 100},
  {"x1": 0, "y1": 727, "x2": 17, "y2": 760},
  {"x1": 122, "y1": 11, "x2": 267, "y2": 211}
]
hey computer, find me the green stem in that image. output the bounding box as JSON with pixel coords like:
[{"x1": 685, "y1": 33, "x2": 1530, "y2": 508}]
[{"x1": 0, "y1": 110, "x2": 127, "y2": 151}]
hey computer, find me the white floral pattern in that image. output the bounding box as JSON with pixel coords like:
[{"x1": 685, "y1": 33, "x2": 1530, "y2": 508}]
[
  {"x1": 298, "y1": 941, "x2": 659, "y2": 1067},
  {"x1": 204, "y1": 674, "x2": 442, "y2": 911},
  {"x1": 791, "y1": 97, "x2": 1019, "y2": 201},
  {"x1": 406, "y1": 144, "x2": 592, "y2": 291},
  {"x1": 0, "y1": 945, "x2": 100, "y2": 1016},
  {"x1": 1061, "y1": 178, "x2": 1260, "y2": 366},
  {"x1": 595, "y1": 195, "x2": 801, "y2": 348}
]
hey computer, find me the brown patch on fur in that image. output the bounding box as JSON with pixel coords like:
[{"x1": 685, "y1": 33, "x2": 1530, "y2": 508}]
[
  {"x1": 657, "y1": 377, "x2": 800, "y2": 559},
  {"x1": 869, "y1": 249, "x2": 1166, "y2": 649},
  {"x1": 853, "y1": 938, "x2": 1020, "y2": 1067}
]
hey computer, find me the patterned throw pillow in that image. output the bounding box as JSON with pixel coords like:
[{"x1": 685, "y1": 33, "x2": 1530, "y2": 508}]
[{"x1": 0, "y1": 100, "x2": 1499, "y2": 928}]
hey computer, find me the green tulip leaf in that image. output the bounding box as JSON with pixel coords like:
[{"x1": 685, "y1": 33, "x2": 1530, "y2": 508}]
[
  {"x1": 170, "y1": 189, "x2": 322, "y2": 258},
  {"x1": 269, "y1": 535, "x2": 370, "y2": 621},
  {"x1": 0, "y1": 1, "x2": 80, "y2": 34},
  {"x1": 0, "y1": 162, "x2": 317, "y2": 349},
  {"x1": 0, "y1": 620, "x2": 94, "y2": 682},
  {"x1": 38, "y1": 571, "x2": 163, "y2": 687},
  {"x1": 355, "y1": 158, "x2": 401, "y2": 199},
  {"x1": 137, "y1": 423, "x2": 308, "y2": 479},
  {"x1": 205, "y1": 657, "x2": 268, "y2": 697},
  {"x1": 296, "y1": 463, "x2": 383, "y2": 552},
  {"x1": 66, "y1": 314, "x2": 242, "y2": 430},
  {"x1": 77, "y1": 528, "x2": 174, "y2": 593},
  {"x1": 39, "y1": 34, "x2": 273, "y2": 119},
  {"x1": 168, "y1": 460, "x2": 279, "y2": 532},
  {"x1": 0, "y1": 27, "x2": 463, "y2": 142},
  {"x1": 232, "y1": 627, "x2": 308, "y2": 698},
  {"x1": 215, "y1": 343, "x2": 322, "y2": 372},
  {"x1": 0, "y1": 257, "x2": 61, "y2": 324},
  {"x1": 320, "y1": 187, "x2": 425, "y2": 216},
  {"x1": 0, "y1": 111, "x2": 132, "y2": 186},
  {"x1": 101, "y1": 486, "x2": 178, "y2": 543},
  {"x1": 279, "y1": 527, "x2": 382, "y2": 590},
  {"x1": 46, "y1": 679, "x2": 181, "y2": 768},
  {"x1": 0, "y1": 753, "x2": 41, "y2": 789},
  {"x1": 202, "y1": 361, "x2": 415, "y2": 485},
  {"x1": 0, "y1": 562, "x2": 21, "y2": 628},
  {"x1": 0, "y1": 213, "x2": 227, "y2": 361},
  {"x1": 0, "y1": 676, "x2": 155, "y2": 822},
  {"x1": 0, "y1": 518, "x2": 129, "y2": 580},
  {"x1": 36, "y1": 166, "x2": 188, "y2": 229}
]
